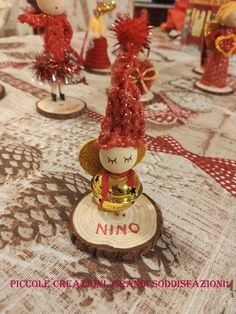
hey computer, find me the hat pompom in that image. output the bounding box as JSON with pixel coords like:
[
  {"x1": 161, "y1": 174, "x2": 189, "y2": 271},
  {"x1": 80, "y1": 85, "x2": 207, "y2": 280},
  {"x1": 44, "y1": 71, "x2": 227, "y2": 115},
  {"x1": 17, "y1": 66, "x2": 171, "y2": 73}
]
[{"x1": 112, "y1": 10, "x2": 151, "y2": 53}]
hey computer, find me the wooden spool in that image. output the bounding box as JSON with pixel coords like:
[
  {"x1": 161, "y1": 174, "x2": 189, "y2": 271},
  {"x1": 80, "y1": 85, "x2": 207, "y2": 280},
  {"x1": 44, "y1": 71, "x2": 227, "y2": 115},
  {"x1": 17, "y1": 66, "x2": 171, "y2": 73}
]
[
  {"x1": 0, "y1": 84, "x2": 5, "y2": 100},
  {"x1": 194, "y1": 80, "x2": 234, "y2": 95},
  {"x1": 36, "y1": 96, "x2": 86, "y2": 119},
  {"x1": 70, "y1": 193, "x2": 163, "y2": 261}
]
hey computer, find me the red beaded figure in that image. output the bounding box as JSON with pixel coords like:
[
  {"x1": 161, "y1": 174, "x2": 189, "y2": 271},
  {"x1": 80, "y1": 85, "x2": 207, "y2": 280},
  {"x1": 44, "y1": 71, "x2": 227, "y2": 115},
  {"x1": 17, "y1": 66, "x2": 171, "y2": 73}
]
[
  {"x1": 18, "y1": 0, "x2": 83, "y2": 102},
  {"x1": 195, "y1": 2, "x2": 236, "y2": 95}
]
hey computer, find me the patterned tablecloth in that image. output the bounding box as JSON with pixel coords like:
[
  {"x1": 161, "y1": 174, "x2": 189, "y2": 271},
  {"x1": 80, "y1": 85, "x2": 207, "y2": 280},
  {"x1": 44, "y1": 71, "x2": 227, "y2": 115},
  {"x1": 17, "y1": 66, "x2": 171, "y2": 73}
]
[{"x1": 0, "y1": 31, "x2": 236, "y2": 314}]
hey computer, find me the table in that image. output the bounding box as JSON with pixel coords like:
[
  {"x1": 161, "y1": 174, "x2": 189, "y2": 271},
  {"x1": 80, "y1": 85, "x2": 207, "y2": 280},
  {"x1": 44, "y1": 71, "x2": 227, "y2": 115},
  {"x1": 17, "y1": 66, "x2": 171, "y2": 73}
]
[{"x1": 0, "y1": 31, "x2": 235, "y2": 314}]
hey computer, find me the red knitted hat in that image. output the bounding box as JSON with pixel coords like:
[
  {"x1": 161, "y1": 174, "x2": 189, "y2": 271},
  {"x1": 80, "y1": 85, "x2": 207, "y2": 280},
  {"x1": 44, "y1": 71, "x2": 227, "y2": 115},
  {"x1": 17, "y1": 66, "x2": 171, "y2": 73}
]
[
  {"x1": 97, "y1": 12, "x2": 151, "y2": 149},
  {"x1": 81, "y1": 3, "x2": 113, "y2": 70},
  {"x1": 84, "y1": 37, "x2": 111, "y2": 69}
]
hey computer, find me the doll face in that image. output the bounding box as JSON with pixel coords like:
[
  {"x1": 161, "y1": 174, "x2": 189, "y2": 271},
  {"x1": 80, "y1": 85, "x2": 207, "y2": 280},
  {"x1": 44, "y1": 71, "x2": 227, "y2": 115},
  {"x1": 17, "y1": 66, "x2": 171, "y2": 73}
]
[
  {"x1": 224, "y1": 9, "x2": 236, "y2": 28},
  {"x1": 36, "y1": 0, "x2": 67, "y2": 15},
  {"x1": 99, "y1": 147, "x2": 138, "y2": 174}
]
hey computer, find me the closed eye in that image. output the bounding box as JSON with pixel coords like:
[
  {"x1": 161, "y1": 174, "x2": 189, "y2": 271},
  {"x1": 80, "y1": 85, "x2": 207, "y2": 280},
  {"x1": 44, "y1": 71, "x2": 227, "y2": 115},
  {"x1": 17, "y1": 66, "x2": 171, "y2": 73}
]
[
  {"x1": 124, "y1": 155, "x2": 132, "y2": 163},
  {"x1": 107, "y1": 157, "x2": 117, "y2": 164}
]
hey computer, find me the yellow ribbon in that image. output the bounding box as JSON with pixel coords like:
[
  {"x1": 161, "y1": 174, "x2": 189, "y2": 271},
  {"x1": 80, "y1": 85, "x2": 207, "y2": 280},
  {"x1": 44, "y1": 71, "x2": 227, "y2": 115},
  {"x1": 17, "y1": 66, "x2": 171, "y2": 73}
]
[
  {"x1": 131, "y1": 67, "x2": 158, "y2": 93},
  {"x1": 215, "y1": 34, "x2": 236, "y2": 58}
]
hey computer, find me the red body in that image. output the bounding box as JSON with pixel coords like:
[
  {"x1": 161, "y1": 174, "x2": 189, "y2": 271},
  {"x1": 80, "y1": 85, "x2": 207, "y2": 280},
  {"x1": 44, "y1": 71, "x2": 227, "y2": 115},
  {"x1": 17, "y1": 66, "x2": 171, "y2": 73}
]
[
  {"x1": 18, "y1": 13, "x2": 73, "y2": 61},
  {"x1": 200, "y1": 27, "x2": 236, "y2": 88},
  {"x1": 18, "y1": 13, "x2": 82, "y2": 83}
]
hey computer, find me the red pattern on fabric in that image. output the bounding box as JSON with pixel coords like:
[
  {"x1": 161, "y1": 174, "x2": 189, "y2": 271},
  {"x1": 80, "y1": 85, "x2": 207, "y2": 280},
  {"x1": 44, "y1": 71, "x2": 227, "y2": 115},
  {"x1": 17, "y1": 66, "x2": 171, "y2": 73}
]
[
  {"x1": 158, "y1": 91, "x2": 195, "y2": 124},
  {"x1": 0, "y1": 62, "x2": 29, "y2": 69},
  {"x1": 143, "y1": 92, "x2": 195, "y2": 125},
  {"x1": 84, "y1": 109, "x2": 103, "y2": 122},
  {"x1": 145, "y1": 135, "x2": 236, "y2": 197}
]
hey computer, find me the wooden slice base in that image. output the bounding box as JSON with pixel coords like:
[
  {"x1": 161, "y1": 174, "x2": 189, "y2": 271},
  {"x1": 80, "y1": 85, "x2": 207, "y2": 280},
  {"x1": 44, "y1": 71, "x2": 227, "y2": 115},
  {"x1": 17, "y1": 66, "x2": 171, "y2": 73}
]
[
  {"x1": 85, "y1": 67, "x2": 111, "y2": 76},
  {"x1": 194, "y1": 81, "x2": 234, "y2": 95},
  {"x1": 69, "y1": 193, "x2": 163, "y2": 261},
  {"x1": 140, "y1": 91, "x2": 155, "y2": 104},
  {"x1": 192, "y1": 66, "x2": 204, "y2": 75},
  {"x1": 0, "y1": 84, "x2": 5, "y2": 99},
  {"x1": 36, "y1": 96, "x2": 86, "y2": 119}
]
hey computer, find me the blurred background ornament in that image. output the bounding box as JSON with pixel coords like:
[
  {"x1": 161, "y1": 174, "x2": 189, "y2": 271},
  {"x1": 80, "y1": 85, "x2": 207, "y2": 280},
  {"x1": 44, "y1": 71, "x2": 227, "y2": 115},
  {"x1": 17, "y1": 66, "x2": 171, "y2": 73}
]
[
  {"x1": 18, "y1": 0, "x2": 86, "y2": 119},
  {"x1": 161, "y1": 0, "x2": 188, "y2": 39},
  {"x1": 81, "y1": 1, "x2": 116, "y2": 74},
  {"x1": 181, "y1": 0, "x2": 235, "y2": 50},
  {"x1": 195, "y1": 1, "x2": 236, "y2": 94},
  {"x1": 132, "y1": 56, "x2": 158, "y2": 103}
]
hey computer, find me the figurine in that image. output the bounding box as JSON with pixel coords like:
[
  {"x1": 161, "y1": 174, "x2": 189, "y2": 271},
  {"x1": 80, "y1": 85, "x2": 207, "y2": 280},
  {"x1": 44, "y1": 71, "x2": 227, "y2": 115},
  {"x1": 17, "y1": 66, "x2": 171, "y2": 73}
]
[
  {"x1": 195, "y1": 2, "x2": 236, "y2": 94},
  {"x1": 81, "y1": 11, "x2": 150, "y2": 211},
  {"x1": 18, "y1": 0, "x2": 86, "y2": 118},
  {"x1": 70, "y1": 13, "x2": 163, "y2": 260},
  {"x1": 128, "y1": 11, "x2": 157, "y2": 103},
  {"x1": 81, "y1": 1, "x2": 116, "y2": 74},
  {"x1": 132, "y1": 53, "x2": 157, "y2": 104}
]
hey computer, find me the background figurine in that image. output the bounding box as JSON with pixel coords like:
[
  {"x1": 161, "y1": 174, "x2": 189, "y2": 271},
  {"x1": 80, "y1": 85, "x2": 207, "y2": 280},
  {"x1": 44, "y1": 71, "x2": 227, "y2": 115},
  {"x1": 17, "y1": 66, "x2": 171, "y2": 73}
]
[
  {"x1": 18, "y1": 0, "x2": 86, "y2": 119},
  {"x1": 70, "y1": 13, "x2": 163, "y2": 261},
  {"x1": 115, "y1": 10, "x2": 157, "y2": 104},
  {"x1": 129, "y1": 11, "x2": 157, "y2": 104},
  {"x1": 160, "y1": 0, "x2": 188, "y2": 39},
  {"x1": 132, "y1": 52, "x2": 157, "y2": 104},
  {"x1": 81, "y1": 1, "x2": 116, "y2": 74},
  {"x1": 195, "y1": 2, "x2": 236, "y2": 95}
]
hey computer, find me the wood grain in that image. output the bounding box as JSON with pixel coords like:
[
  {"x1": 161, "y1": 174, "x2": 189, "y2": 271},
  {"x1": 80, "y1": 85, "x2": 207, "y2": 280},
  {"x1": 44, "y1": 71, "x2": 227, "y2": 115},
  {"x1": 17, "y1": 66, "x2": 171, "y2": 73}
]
[
  {"x1": 70, "y1": 193, "x2": 163, "y2": 261},
  {"x1": 36, "y1": 96, "x2": 87, "y2": 119}
]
